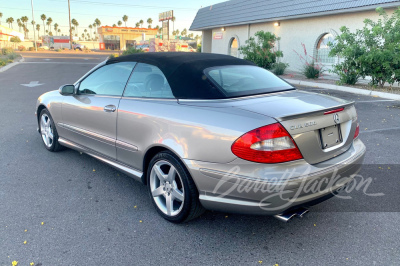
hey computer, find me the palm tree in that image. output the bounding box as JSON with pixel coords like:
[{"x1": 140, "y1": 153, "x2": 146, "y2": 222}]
[
  {"x1": 158, "y1": 27, "x2": 162, "y2": 35},
  {"x1": 181, "y1": 28, "x2": 187, "y2": 37},
  {"x1": 122, "y1": 15, "x2": 128, "y2": 27},
  {"x1": 40, "y1": 14, "x2": 46, "y2": 36},
  {"x1": 135, "y1": 22, "x2": 140, "y2": 28},
  {"x1": 71, "y1": 19, "x2": 78, "y2": 35},
  {"x1": 88, "y1": 24, "x2": 93, "y2": 40},
  {"x1": 6, "y1": 17, "x2": 14, "y2": 28},
  {"x1": 0, "y1": 12, "x2": 3, "y2": 25},
  {"x1": 36, "y1": 24, "x2": 40, "y2": 37},
  {"x1": 147, "y1": 18, "x2": 152, "y2": 28},
  {"x1": 94, "y1": 18, "x2": 101, "y2": 27},
  {"x1": 46, "y1": 17, "x2": 52, "y2": 32},
  {"x1": 54, "y1": 23, "x2": 59, "y2": 34},
  {"x1": 58, "y1": 29, "x2": 61, "y2": 34},
  {"x1": 139, "y1": 19, "x2": 143, "y2": 28},
  {"x1": 175, "y1": 29, "x2": 180, "y2": 36},
  {"x1": 17, "y1": 18, "x2": 21, "y2": 31},
  {"x1": 118, "y1": 20, "x2": 122, "y2": 27},
  {"x1": 112, "y1": 24, "x2": 116, "y2": 27}
]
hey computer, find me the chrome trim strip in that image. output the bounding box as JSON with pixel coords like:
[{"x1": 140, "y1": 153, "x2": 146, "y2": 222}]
[
  {"x1": 58, "y1": 137, "x2": 143, "y2": 182},
  {"x1": 199, "y1": 195, "x2": 271, "y2": 207},
  {"x1": 116, "y1": 140, "x2": 138, "y2": 152},
  {"x1": 58, "y1": 123, "x2": 115, "y2": 146},
  {"x1": 199, "y1": 144, "x2": 366, "y2": 184}
]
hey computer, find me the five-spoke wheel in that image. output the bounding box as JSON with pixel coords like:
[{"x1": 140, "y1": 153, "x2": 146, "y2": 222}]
[{"x1": 39, "y1": 109, "x2": 63, "y2": 152}]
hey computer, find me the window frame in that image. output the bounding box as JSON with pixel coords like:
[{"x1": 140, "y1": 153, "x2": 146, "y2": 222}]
[
  {"x1": 121, "y1": 62, "x2": 176, "y2": 100},
  {"x1": 316, "y1": 33, "x2": 336, "y2": 65},
  {"x1": 76, "y1": 62, "x2": 137, "y2": 97}
]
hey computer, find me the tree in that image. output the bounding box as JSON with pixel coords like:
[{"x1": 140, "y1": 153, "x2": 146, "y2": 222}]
[
  {"x1": 329, "y1": 7, "x2": 400, "y2": 86},
  {"x1": 6, "y1": 17, "x2": 14, "y2": 28},
  {"x1": 46, "y1": 17, "x2": 52, "y2": 32},
  {"x1": 112, "y1": 24, "x2": 116, "y2": 27},
  {"x1": 94, "y1": 18, "x2": 101, "y2": 27},
  {"x1": 0, "y1": 12, "x2": 2, "y2": 25},
  {"x1": 239, "y1": 30, "x2": 283, "y2": 69},
  {"x1": 17, "y1": 18, "x2": 21, "y2": 31},
  {"x1": 10, "y1": 36, "x2": 21, "y2": 48},
  {"x1": 71, "y1": 19, "x2": 78, "y2": 35},
  {"x1": 88, "y1": 24, "x2": 93, "y2": 40},
  {"x1": 118, "y1": 20, "x2": 122, "y2": 27},
  {"x1": 175, "y1": 29, "x2": 180, "y2": 36},
  {"x1": 36, "y1": 24, "x2": 40, "y2": 37},
  {"x1": 147, "y1": 18, "x2": 153, "y2": 28},
  {"x1": 40, "y1": 14, "x2": 46, "y2": 36},
  {"x1": 181, "y1": 28, "x2": 187, "y2": 37},
  {"x1": 122, "y1": 15, "x2": 128, "y2": 27},
  {"x1": 54, "y1": 23, "x2": 59, "y2": 34},
  {"x1": 135, "y1": 22, "x2": 140, "y2": 28},
  {"x1": 139, "y1": 19, "x2": 143, "y2": 27}
]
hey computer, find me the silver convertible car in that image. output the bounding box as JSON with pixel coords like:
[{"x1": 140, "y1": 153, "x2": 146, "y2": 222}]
[{"x1": 36, "y1": 53, "x2": 366, "y2": 223}]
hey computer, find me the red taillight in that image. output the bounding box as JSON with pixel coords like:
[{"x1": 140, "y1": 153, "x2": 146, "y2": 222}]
[
  {"x1": 324, "y1": 108, "x2": 344, "y2": 115},
  {"x1": 231, "y1": 123, "x2": 303, "y2": 164},
  {"x1": 354, "y1": 123, "x2": 360, "y2": 139}
]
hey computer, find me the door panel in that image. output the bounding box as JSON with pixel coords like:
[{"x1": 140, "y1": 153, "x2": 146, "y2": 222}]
[
  {"x1": 60, "y1": 62, "x2": 136, "y2": 159},
  {"x1": 61, "y1": 95, "x2": 121, "y2": 158}
]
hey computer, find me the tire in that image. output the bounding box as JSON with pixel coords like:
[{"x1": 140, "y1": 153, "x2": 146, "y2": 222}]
[
  {"x1": 39, "y1": 109, "x2": 64, "y2": 152},
  {"x1": 147, "y1": 151, "x2": 205, "y2": 223}
]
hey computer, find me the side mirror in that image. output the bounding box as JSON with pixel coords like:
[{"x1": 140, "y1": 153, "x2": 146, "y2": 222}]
[{"x1": 59, "y1": 84, "x2": 75, "y2": 95}]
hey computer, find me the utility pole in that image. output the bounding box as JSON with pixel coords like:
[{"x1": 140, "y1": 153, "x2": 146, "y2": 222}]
[
  {"x1": 31, "y1": 0, "x2": 37, "y2": 51},
  {"x1": 68, "y1": 0, "x2": 72, "y2": 49}
]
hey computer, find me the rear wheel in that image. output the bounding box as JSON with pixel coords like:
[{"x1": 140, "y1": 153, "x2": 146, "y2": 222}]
[
  {"x1": 39, "y1": 109, "x2": 64, "y2": 152},
  {"x1": 147, "y1": 151, "x2": 205, "y2": 223}
]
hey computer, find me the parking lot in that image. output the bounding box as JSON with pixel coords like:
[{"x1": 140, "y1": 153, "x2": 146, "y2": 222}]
[{"x1": 0, "y1": 52, "x2": 399, "y2": 265}]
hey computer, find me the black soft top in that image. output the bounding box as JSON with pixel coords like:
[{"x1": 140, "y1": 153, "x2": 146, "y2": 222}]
[{"x1": 107, "y1": 52, "x2": 256, "y2": 99}]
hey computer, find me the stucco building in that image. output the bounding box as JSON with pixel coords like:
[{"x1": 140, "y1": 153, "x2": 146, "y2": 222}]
[
  {"x1": 190, "y1": 0, "x2": 400, "y2": 72},
  {"x1": 97, "y1": 26, "x2": 158, "y2": 50}
]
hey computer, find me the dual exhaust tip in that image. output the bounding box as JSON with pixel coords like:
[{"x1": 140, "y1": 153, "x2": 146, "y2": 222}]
[{"x1": 274, "y1": 207, "x2": 309, "y2": 222}]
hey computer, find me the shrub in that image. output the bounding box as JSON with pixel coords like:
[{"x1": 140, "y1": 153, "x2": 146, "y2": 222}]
[
  {"x1": 302, "y1": 62, "x2": 324, "y2": 79},
  {"x1": 239, "y1": 31, "x2": 283, "y2": 70},
  {"x1": 83, "y1": 47, "x2": 92, "y2": 53},
  {"x1": 28, "y1": 47, "x2": 35, "y2": 51},
  {"x1": 272, "y1": 62, "x2": 288, "y2": 75},
  {"x1": 109, "y1": 53, "x2": 119, "y2": 59},
  {"x1": 56, "y1": 49, "x2": 62, "y2": 52},
  {"x1": 2, "y1": 47, "x2": 14, "y2": 55},
  {"x1": 197, "y1": 43, "x2": 201, "y2": 53},
  {"x1": 329, "y1": 7, "x2": 400, "y2": 87},
  {"x1": 122, "y1": 47, "x2": 144, "y2": 56},
  {"x1": 7, "y1": 52, "x2": 19, "y2": 60},
  {"x1": 0, "y1": 59, "x2": 7, "y2": 67},
  {"x1": 18, "y1": 45, "x2": 26, "y2": 51}
]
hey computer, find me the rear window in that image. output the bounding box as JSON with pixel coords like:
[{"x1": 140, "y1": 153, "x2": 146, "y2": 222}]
[{"x1": 205, "y1": 65, "x2": 294, "y2": 98}]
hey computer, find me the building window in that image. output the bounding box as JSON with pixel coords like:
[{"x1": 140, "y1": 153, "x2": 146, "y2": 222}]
[
  {"x1": 228, "y1": 37, "x2": 238, "y2": 57},
  {"x1": 316, "y1": 33, "x2": 335, "y2": 64}
]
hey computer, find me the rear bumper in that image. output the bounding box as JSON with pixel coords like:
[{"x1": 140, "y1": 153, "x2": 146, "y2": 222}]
[{"x1": 184, "y1": 138, "x2": 366, "y2": 216}]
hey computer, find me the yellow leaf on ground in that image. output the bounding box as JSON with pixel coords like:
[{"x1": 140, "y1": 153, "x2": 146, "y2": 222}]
[
  {"x1": 23, "y1": 241, "x2": 27, "y2": 244},
  {"x1": 30, "y1": 263, "x2": 34, "y2": 266},
  {"x1": 139, "y1": 220, "x2": 143, "y2": 223},
  {"x1": 12, "y1": 261, "x2": 18, "y2": 266},
  {"x1": 41, "y1": 222, "x2": 44, "y2": 225}
]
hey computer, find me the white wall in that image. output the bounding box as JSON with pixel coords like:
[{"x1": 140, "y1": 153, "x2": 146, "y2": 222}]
[{"x1": 207, "y1": 8, "x2": 397, "y2": 72}]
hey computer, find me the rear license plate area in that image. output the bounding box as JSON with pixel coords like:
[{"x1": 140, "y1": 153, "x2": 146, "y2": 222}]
[{"x1": 320, "y1": 124, "x2": 342, "y2": 149}]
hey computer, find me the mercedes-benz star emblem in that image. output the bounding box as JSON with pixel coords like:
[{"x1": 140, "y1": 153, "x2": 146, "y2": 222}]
[{"x1": 333, "y1": 113, "x2": 340, "y2": 124}]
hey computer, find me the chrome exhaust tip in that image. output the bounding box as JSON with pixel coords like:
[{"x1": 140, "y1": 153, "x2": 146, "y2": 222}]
[{"x1": 274, "y1": 207, "x2": 309, "y2": 222}]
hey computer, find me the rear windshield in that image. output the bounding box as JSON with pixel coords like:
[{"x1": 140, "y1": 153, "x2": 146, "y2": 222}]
[{"x1": 204, "y1": 65, "x2": 294, "y2": 98}]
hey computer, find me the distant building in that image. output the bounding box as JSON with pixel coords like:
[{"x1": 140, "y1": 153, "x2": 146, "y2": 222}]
[
  {"x1": 190, "y1": 0, "x2": 400, "y2": 71},
  {"x1": 0, "y1": 25, "x2": 24, "y2": 47},
  {"x1": 97, "y1": 26, "x2": 158, "y2": 50}
]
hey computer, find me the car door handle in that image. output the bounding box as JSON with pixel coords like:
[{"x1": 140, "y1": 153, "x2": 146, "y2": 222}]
[{"x1": 104, "y1": 105, "x2": 116, "y2": 112}]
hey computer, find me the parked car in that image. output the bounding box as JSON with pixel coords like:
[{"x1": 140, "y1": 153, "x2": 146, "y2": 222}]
[
  {"x1": 36, "y1": 53, "x2": 366, "y2": 223},
  {"x1": 73, "y1": 43, "x2": 85, "y2": 51}
]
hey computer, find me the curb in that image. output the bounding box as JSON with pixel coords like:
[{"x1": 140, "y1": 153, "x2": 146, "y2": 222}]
[
  {"x1": 284, "y1": 78, "x2": 400, "y2": 101},
  {"x1": 0, "y1": 56, "x2": 25, "y2": 73}
]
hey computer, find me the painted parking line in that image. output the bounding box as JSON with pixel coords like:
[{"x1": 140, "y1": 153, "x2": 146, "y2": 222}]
[
  {"x1": 21, "y1": 62, "x2": 100, "y2": 64},
  {"x1": 22, "y1": 55, "x2": 103, "y2": 60},
  {"x1": 356, "y1": 100, "x2": 396, "y2": 103},
  {"x1": 360, "y1": 127, "x2": 400, "y2": 134}
]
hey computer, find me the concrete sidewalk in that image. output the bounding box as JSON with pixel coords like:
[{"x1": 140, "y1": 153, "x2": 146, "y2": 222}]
[{"x1": 284, "y1": 78, "x2": 400, "y2": 101}]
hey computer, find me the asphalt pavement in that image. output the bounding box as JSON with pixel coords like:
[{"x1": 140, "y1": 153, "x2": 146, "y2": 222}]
[{"x1": 0, "y1": 52, "x2": 399, "y2": 266}]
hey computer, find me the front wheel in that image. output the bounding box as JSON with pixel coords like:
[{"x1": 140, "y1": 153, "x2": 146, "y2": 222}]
[
  {"x1": 147, "y1": 151, "x2": 205, "y2": 223},
  {"x1": 39, "y1": 109, "x2": 64, "y2": 152}
]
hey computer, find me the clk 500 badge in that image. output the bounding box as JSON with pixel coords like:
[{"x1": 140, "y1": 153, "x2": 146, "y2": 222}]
[{"x1": 290, "y1": 121, "x2": 317, "y2": 130}]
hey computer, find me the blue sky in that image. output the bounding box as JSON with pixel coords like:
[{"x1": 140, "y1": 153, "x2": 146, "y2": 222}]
[{"x1": 1, "y1": 0, "x2": 222, "y2": 37}]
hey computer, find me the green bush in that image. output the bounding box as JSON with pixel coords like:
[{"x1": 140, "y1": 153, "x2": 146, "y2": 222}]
[
  {"x1": 329, "y1": 7, "x2": 400, "y2": 87},
  {"x1": 239, "y1": 31, "x2": 283, "y2": 70},
  {"x1": 56, "y1": 49, "x2": 62, "y2": 52},
  {"x1": 0, "y1": 59, "x2": 7, "y2": 67},
  {"x1": 272, "y1": 62, "x2": 289, "y2": 75},
  {"x1": 28, "y1": 47, "x2": 35, "y2": 51},
  {"x1": 2, "y1": 47, "x2": 14, "y2": 55},
  {"x1": 109, "y1": 53, "x2": 119, "y2": 59},
  {"x1": 18, "y1": 45, "x2": 26, "y2": 51},
  {"x1": 122, "y1": 47, "x2": 144, "y2": 56},
  {"x1": 302, "y1": 62, "x2": 324, "y2": 79},
  {"x1": 196, "y1": 43, "x2": 201, "y2": 53},
  {"x1": 7, "y1": 52, "x2": 19, "y2": 60}
]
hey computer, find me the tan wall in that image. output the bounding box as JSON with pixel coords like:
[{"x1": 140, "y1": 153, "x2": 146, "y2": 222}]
[{"x1": 208, "y1": 8, "x2": 398, "y2": 71}]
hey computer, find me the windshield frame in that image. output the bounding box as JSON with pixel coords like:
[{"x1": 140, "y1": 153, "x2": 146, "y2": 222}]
[{"x1": 203, "y1": 65, "x2": 295, "y2": 98}]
